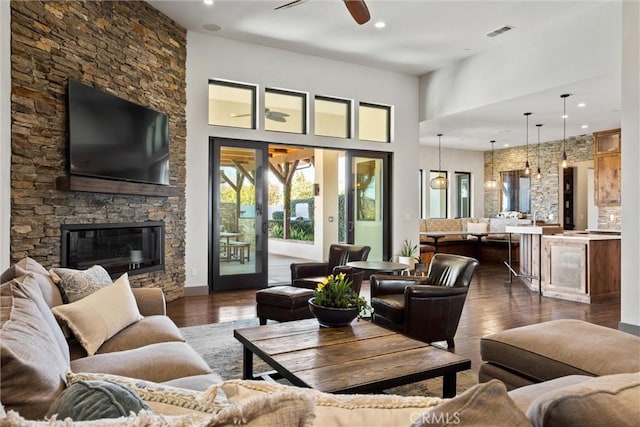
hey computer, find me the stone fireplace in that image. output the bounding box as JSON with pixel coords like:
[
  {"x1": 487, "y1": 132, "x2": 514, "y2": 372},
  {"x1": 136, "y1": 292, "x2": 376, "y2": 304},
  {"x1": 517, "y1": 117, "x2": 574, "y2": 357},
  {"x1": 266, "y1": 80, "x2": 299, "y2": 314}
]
[{"x1": 61, "y1": 222, "x2": 165, "y2": 278}]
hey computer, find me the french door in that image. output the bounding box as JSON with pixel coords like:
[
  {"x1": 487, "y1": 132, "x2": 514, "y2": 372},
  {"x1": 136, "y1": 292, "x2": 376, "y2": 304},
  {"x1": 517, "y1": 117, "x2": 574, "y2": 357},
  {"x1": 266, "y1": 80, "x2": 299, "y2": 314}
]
[
  {"x1": 345, "y1": 150, "x2": 391, "y2": 262},
  {"x1": 209, "y1": 138, "x2": 268, "y2": 291}
]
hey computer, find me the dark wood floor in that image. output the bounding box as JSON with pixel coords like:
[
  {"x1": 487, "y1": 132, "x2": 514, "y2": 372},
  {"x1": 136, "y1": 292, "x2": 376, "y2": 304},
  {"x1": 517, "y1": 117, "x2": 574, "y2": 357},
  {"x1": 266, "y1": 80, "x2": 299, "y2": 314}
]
[{"x1": 166, "y1": 263, "x2": 621, "y2": 376}]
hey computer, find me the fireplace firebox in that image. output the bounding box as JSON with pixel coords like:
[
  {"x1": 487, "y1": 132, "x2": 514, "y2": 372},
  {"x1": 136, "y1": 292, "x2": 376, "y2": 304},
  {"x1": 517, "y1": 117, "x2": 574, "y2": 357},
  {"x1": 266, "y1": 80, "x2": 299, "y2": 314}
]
[{"x1": 61, "y1": 222, "x2": 164, "y2": 277}]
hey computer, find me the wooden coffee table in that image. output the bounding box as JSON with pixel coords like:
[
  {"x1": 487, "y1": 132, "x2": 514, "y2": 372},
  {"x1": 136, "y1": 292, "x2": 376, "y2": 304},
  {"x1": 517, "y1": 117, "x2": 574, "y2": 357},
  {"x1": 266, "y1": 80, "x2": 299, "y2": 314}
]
[{"x1": 233, "y1": 319, "x2": 471, "y2": 397}]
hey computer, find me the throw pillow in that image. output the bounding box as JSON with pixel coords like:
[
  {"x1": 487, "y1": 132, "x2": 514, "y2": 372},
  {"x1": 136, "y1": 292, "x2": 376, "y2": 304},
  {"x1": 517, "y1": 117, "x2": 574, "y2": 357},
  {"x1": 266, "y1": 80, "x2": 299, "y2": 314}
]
[
  {"x1": 0, "y1": 280, "x2": 69, "y2": 420},
  {"x1": 52, "y1": 274, "x2": 143, "y2": 355},
  {"x1": 410, "y1": 380, "x2": 532, "y2": 427},
  {"x1": 222, "y1": 379, "x2": 443, "y2": 427},
  {"x1": 46, "y1": 380, "x2": 151, "y2": 421},
  {"x1": 67, "y1": 371, "x2": 226, "y2": 415},
  {"x1": 466, "y1": 222, "x2": 489, "y2": 240},
  {"x1": 50, "y1": 264, "x2": 112, "y2": 303},
  {"x1": 526, "y1": 372, "x2": 640, "y2": 427},
  {"x1": 1, "y1": 257, "x2": 64, "y2": 308}
]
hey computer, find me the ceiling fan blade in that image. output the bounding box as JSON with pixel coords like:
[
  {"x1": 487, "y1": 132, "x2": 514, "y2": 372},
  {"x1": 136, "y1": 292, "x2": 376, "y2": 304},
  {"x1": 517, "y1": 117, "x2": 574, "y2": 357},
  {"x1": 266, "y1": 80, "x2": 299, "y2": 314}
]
[
  {"x1": 275, "y1": 0, "x2": 309, "y2": 10},
  {"x1": 268, "y1": 116, "x2": 287, "y2": 123},
  {"x1": 343, "y1": 0, "x2": 370, "y2": 25}
]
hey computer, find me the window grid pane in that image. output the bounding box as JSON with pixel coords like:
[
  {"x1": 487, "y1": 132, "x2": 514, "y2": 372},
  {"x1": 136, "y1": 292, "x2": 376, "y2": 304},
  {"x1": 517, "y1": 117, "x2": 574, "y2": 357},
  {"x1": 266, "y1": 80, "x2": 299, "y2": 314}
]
[
  {"x1": 358, "y1": 103, "x2": 391, "y2": 142},
  {"x1": 265, "y1": 88, "x2": 307, "y2": 134},
  {"x1": 429, "y1": 170, "x2": 448, "y2": 218},
  {"x1": 208, "y1": 80, "x2": 256, "y2": 129},
  {"x1": 314, "y1": 96, "x2": 351, "y2": 138}
]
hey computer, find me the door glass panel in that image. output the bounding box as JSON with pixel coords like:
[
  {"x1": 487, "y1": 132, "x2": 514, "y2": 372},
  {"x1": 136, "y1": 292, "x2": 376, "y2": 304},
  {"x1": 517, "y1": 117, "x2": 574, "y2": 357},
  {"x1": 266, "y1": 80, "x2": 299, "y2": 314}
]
[
  {"x1": 218, "y1": 146, "x2": 259, "y2": 276},
  {"x1": 353, "y1": 157, "x2": 383, "y2": 260}
]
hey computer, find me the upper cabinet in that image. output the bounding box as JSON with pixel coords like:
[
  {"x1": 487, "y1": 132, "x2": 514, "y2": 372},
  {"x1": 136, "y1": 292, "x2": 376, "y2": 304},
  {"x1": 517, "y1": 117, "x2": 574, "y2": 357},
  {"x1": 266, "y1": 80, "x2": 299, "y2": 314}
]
[{"x1": 594, "y1": 129, "x2": 621, "y2": 206}]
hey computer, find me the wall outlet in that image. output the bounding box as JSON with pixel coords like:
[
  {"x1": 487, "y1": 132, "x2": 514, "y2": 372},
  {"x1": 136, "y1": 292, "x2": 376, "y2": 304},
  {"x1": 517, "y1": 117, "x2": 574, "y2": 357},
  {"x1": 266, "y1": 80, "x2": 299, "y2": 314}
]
[{"x1": 191, "y1": 268, "x2": 198, "y2": 277}]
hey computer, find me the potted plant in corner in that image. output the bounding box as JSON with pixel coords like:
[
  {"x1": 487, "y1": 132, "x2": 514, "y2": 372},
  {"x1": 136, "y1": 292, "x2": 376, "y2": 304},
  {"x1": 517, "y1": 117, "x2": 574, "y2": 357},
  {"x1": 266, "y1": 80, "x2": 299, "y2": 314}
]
[
  {"x1": 398, "y1": 238, "x2": 418, "y2": 270},
  {"x1": 308, "y1": 273, "x2": 370, "y2": 328}
]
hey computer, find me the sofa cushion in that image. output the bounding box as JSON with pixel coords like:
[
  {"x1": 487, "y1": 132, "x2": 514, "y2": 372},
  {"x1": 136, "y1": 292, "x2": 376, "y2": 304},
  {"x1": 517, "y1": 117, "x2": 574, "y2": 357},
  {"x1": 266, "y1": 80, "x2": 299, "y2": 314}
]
[
  {"x1": 97, "y1": 315, "x2": 185, "y2": 354},
  {"x1": 526, "y1": 373, "x2": 640, "y2": 427},
  {"x1": 50, "y1": 264, "x2": 112, "y2": 303},
  {"x1": 46, "y1": 380, "x2": 150, "y2": 421},
  {"x1": 370, "y1": 294, "x2": 405, "y2": 324},
  {"x1": 466, "y1": 222, "x2": 488, "y2": 239},
  {"x1": 52, "y1": 273, "x2": 143, "y2": 355},
  {"x1": 70, "y1": 341, "x2": 212, "y2": 383},
  {"x1": 480, "y1": 319, "x2": 640, "y2": 382},
  {"x1": 0, "y1": 280, "x2": 69, "y2": 420},
  {"x1": 508, "y1": 375, "x2": 592, "y2": 414},
  {"x1": 1, "y1": 257, "x2": 63, "y2": 308},
  {"x1": 411, "y1": 380, "x2": 532, "y2": 427},
  {"x1": 221, "y1": 379, "x2": 443, "y2": 427}
]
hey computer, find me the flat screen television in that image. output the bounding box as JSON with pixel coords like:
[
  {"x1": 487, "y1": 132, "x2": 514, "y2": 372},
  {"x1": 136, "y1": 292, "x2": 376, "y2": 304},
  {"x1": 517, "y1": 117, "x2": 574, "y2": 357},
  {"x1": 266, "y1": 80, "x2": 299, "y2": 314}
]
[{"x1": 67, "y1": 79, "x2": 170, "y2": 186}]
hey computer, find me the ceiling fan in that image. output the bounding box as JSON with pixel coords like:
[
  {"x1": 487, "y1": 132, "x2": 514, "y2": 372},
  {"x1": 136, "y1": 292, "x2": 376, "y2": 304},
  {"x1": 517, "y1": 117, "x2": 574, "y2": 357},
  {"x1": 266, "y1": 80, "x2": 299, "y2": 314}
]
[
  {"x1": 275, "y1": 0, "x2": 370, "y2": 25},
  {"x1": 230, "y1": 108, "x2": 290, "y2": 123}
]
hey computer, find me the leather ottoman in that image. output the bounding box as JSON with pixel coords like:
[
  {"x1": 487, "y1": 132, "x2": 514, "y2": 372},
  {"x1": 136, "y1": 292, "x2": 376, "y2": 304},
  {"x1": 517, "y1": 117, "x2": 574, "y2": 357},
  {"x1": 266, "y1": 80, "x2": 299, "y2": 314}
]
[{"x1": 256, "y1": 286, "x2": 315, "y2": 325}]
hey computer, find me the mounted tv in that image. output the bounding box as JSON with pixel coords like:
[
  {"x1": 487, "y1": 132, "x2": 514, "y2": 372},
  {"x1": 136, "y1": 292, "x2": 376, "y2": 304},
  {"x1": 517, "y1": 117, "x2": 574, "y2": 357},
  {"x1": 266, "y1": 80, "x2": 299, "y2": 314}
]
[{"x1": 67, "y1": 79, "x2": 170, "y2": 186}]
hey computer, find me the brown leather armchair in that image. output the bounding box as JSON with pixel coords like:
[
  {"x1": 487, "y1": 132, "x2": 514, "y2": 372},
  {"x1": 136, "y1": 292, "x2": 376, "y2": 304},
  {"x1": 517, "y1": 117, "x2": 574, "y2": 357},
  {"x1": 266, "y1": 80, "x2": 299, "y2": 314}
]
[
  {"x1": 290, "y1": 244, "x2": 370, "y2": 290},
  {"x1": 370, "y1": 253, "x2": 479, "y2": 349}
]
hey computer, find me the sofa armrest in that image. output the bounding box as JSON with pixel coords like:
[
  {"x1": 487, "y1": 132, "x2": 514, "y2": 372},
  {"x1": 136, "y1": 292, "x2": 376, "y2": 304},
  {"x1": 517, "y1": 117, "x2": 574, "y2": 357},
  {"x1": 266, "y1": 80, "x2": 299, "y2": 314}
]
[
  {"x1": 370, "y1": 274, "x2": 429, "y2": 297},
  {"x1": 405, "y1": 285, "x2": 468, "y2": 298},
  {"x1": 132, "y1": 287, "x2": 166, "y2": 316}
]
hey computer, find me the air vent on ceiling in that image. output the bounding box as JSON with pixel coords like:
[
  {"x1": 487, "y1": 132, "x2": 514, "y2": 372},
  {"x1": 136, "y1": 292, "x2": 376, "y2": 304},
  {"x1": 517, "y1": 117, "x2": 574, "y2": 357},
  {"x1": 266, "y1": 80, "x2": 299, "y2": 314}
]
[{"x1": 486, "y1": 25, "x2": 514, "y2": 38}]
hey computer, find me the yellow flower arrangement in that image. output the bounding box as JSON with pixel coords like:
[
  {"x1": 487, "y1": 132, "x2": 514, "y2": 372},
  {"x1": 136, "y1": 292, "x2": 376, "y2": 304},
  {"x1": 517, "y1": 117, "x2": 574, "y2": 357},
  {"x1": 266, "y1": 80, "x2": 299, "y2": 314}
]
[{"x1": 313, "y1": 272, "x2": 370, "y2": 317}]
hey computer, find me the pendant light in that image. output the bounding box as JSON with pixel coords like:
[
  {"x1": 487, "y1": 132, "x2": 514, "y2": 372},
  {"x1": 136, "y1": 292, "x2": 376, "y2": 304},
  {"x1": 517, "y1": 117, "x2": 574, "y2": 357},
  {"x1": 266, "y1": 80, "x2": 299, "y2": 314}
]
[
  {"x1": 535, "y1": 124, "x2": 543, "y2": 180},
  {"x1": 560, "y1": 93, "x2": 570, "y2": 168},
  {"x1": 523, "y1": 112, "x2": 531, "y2": 175},
  {"x1": 430, "y1": 133, "x2": 448, "y2": 190},
  {"x1": 484, "y1": 140, "x2": 498, "y2": 191}
]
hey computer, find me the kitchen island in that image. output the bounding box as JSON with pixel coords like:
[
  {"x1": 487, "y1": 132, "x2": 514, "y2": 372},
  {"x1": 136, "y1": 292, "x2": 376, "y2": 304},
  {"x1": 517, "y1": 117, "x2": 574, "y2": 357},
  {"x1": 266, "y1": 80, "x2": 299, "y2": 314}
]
[{"x1": 505, "y1": 226, "x2": 621, "y2": 304}]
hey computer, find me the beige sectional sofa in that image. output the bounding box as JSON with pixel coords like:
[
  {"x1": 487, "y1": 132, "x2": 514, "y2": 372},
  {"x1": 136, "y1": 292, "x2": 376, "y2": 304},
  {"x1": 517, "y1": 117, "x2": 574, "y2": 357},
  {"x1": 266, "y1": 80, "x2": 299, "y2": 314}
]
[
  {"x1": 0, "y1": 257, "x2": 221, "y2": 420},
  {"x1": 2, "y1": 257, "x2": 639, "y2": 426}
]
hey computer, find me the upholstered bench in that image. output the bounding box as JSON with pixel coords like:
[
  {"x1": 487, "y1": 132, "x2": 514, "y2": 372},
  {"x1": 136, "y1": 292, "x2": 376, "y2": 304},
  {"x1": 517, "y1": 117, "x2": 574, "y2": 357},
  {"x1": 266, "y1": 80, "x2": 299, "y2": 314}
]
[
  {"x1": 256, "y1": 286, "x2": 315, "y2": 325},
  {"x1": 479, "y1": 319, "x2": 640, "y2": 390}
]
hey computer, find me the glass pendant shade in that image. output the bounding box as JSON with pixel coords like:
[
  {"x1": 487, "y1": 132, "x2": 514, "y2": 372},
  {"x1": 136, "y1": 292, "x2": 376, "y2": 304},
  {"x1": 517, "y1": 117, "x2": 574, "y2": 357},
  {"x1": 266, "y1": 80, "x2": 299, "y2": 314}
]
[
  {"x1": 430, "y1": 174, "x2": 449, "y2": 190},
  {"x1": 430, "y1": 133, "x2": 449, "y2": 190},
  {"x1": 484, "y1": 140, "x2": 499, "y2": 191}
]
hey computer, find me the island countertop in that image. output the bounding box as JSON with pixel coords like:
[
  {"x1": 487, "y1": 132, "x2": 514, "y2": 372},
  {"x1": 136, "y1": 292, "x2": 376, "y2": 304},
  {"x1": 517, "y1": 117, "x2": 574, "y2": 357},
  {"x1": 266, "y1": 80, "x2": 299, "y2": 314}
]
[{"x1": 543, "y1": 233, "x2": 621, "y2": 241}]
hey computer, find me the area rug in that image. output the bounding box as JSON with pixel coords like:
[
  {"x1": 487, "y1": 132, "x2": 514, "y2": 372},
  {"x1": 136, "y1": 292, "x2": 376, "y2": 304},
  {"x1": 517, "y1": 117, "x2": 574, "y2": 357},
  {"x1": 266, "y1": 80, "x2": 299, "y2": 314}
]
[{"x1": 180, "y1": 319, "x2": 478, "y2": 397}]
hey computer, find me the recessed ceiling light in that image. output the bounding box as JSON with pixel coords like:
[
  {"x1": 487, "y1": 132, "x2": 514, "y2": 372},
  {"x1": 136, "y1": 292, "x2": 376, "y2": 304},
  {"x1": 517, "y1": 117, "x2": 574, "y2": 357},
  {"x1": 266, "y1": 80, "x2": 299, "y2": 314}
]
[
  {"x1": 204, "y1": 0, "x2": 213, "y2": 5},
  {"x1": 374, "y1": 21, "x2": 386, "y2": 29},
  {"x1": 581, "y1": 124, "x2": 589, "y2": 129},
  {"x1": 504, "y1": 144, "x2": 510, "y2": 147},
  {"x1": 577, "y1": 103, "x2": 586, "y2": 107}
]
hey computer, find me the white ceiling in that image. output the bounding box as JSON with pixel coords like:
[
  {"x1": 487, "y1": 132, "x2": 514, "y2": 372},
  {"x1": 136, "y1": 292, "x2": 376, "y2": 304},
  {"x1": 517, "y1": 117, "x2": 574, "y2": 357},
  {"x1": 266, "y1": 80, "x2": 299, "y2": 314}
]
[{"x1": 148, "y1": 0, "x2": 622, "y2": 150}]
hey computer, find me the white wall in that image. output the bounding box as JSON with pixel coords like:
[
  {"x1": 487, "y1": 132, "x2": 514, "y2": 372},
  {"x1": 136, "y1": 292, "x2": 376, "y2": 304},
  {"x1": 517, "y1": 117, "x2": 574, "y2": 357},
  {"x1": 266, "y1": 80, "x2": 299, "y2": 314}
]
[
  {"x1": 620, "y1": 0, "x2": 640, "y2": 334},
  {"x1": 1, "y1": 1, "x2": 10, "y2": 272},
  {"x1": 419, "y1": 146, "x2": 485, "y2": 219},
  {"x1": 419, "y1": 2, "x2": 621, "y2": 121},
  {"x1": 185, "y1": 34, "x2": 420, "y2": 288}
]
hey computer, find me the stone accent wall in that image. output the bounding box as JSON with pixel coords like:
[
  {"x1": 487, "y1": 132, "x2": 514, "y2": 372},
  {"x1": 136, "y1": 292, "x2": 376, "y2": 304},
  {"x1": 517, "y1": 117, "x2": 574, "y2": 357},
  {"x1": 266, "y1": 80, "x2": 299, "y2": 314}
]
[
  {"x1": 484, "y1": 134, "x2": 621, "y2": 229},
  {"x1": 10, "y1": 1, "x2": 187, "y2": 301}
]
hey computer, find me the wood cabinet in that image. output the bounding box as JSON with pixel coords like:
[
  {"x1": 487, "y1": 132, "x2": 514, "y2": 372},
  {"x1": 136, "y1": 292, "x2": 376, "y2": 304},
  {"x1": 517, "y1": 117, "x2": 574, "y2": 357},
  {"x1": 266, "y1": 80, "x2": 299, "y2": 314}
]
[
  {"x1": 594, "y1": 129, "x2": 621, "y2": 206},
  {"x1": 542, "y1": 235, "x2": 621, "y2": 304}
]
